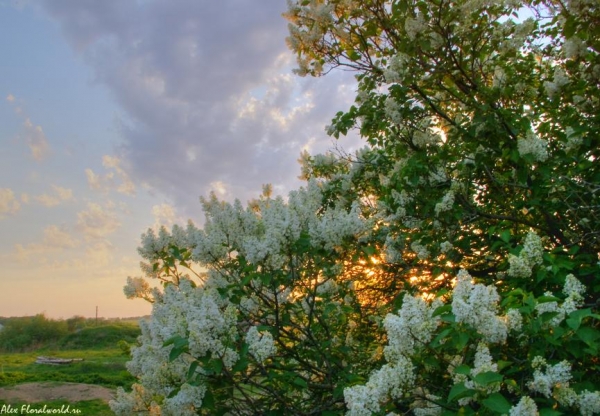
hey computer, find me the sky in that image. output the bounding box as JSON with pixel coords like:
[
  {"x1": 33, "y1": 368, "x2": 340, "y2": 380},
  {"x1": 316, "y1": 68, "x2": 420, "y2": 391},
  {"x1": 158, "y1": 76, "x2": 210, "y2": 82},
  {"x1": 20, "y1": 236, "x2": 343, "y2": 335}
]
[{"x1": 0, "y1": 0, "x2": 360, "y2": 319}]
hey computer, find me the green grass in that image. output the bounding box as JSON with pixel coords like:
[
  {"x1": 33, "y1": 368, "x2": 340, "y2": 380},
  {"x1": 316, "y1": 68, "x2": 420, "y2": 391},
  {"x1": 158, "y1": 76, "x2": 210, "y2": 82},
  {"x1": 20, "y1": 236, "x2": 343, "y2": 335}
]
[
  {"x1": 0, "y1": 399, "x2": 113, "y2": 415},
  {"x1": 0, "y1": 348, "x2": 136, "y2": 388},
  {"x1": 0, "y1": 323, "x2": 141, "y2": 389},
  {"x1": 59, "y1": 323, "x2": 140, "y2": 350},
  {"x1": 0, "y1": 321, "x2": 140, "y2": 415}
]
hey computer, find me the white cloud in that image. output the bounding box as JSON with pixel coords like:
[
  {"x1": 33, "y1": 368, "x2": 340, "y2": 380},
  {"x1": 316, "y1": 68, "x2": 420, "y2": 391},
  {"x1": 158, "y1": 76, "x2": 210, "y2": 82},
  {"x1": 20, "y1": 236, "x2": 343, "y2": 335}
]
[
  {"x1": 41, "y1": 0, "x2": 357, "y2": 217},
  {"x1": 13, "y1": 224, "x2": 80, "y2": 262},
  {"x1": 85, "y1": 155, "x2": 135, "y2": 195},
  {"x1": 22, "y1": 118, "x2": 50, "y2": 161},
  {"x1": 76, "y1": 202, "x2": 121, "y2": 240},
  {"x1": 208, "y1": 181, "x2": 230, "y2": 198},
  {"x1": 34, "y1": 185, "x2": 74, "y2": 207},
  {"x1": 0, "y1": 188, "x2": 21, "y2": 218},
  {"x1": 152, "y1": 203, "x2": 180, "y2": 229},
  {"x1": 43, "y1": 224, "x2": 79, "y2": 248},
  {"x1": 6, "y1": 94, "x2": 15, "y2": 102}
]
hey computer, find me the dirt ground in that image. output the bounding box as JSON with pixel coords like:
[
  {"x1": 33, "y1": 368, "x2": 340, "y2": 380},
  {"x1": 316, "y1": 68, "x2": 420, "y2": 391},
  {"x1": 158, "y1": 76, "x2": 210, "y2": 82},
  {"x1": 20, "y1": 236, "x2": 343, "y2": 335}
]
[{"x1": 0, "y1": 382, "x2": 115, "y2": 403}]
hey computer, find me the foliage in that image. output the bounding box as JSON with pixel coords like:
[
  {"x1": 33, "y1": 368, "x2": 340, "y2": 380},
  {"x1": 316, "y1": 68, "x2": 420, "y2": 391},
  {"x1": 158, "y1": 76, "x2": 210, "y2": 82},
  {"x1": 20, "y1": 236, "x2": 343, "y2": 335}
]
[
  {"x1": 113, "y1": 0, "x2": 600, "y2": 415},
  {"x1": 0, "y1": 314, "x2": 68, "y2": 352},
  {"x1": 59, "y1": 323, "x2": 141, "y2": 350}
]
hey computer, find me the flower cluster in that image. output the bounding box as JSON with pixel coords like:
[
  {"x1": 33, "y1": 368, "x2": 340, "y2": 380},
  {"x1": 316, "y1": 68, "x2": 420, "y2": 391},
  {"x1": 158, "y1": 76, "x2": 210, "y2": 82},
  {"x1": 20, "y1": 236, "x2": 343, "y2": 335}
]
[
  {"x1": 535, "y1": 273, "x2": 586, "y2": 327},
  {"x1": 245, "y1": 326, "x2": 276, "y2": 364},
  {"x1": 508, "y1": 232, "x2": 544, "y2": 278},
  {"x1": 517, "y1": 131, "x2": 549, "y2": 162},
  {"x1": 451, "y1": 269, "x2": 508, "y2": 343}
]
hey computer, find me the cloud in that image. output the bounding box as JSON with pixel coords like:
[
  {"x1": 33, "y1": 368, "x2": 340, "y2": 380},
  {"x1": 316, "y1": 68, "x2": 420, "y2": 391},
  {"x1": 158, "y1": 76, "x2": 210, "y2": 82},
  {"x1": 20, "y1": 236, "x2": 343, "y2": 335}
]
[
  {"x1": 0, "y1": 188, "x2": 21, "y2": 218},
  {"x1": 23, "y1": 118, "x2": 51, "y2": 161},
  {"x1": 76, "y1": 202, "x2": 121, "y2": 240},
  {"x1": 152, "y1": 203, "x2": 181, "y2": 229},
  {"x1": 6, "y1": 94, "x2": 51, "y2": 161},
  {"x1": 34, "y1": 185, "x2": 74, "y2": 207},
  {"x1": 43, "y1": 224, "x2": 80, "y2": 248},
  {"x1": 85, "y1": 155, "x2": 135, "y2": 195},
  {"x1": 42, "y1": 0, "x2": 359, "y2": 218},
  {"x1": 13, "y1": 224, "x2": 80, "y2": 262}
]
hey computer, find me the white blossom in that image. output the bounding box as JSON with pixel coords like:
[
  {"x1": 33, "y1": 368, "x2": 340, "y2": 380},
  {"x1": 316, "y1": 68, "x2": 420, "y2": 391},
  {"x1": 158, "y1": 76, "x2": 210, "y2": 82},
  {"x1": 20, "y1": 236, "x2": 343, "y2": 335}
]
[
  {"x1": 411, "y1": 241, "x2": 430, "y2": 260},
  {"x1": 246, "y1": 326, "x2": 277, "y2": 363},
  {"x1": 517, "y1": 131, "x2": 548, "y2": 162},
  {"x1": 405, "y1": 14, "x2": 427, "y2": 41},
  {"x1": 528, "y1": 356, "x2": 572, "y2": 398},
  {"x1": 434, "y1": 190, "x2": 455, "y2": 216},
  {"x1": 451, "y1": 269, "x2": 508, "y2": 343},
  {"x1": 384, "y1": 295, "x2": 442, "y2": 359},
  {"x1": 578, "y1": 390, "x2": 600, "y2": 416},
  {"x1": 509, "y1": 396, "x2": 539, "y2": 416}
]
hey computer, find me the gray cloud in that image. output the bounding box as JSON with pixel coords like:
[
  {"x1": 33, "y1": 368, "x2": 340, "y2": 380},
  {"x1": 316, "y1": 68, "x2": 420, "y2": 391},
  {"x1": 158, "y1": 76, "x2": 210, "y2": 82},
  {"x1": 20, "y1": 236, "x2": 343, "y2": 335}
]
[{"x1": 41, "y1": 0, "x2": 358, "y2": 219}]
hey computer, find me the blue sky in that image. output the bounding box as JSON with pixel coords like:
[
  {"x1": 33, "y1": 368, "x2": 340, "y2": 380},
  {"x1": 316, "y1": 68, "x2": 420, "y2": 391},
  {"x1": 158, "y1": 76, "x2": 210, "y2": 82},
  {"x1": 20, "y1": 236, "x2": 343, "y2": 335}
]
[{"x1": 0, "y1": 1, "x2": 359, "y2": 318}]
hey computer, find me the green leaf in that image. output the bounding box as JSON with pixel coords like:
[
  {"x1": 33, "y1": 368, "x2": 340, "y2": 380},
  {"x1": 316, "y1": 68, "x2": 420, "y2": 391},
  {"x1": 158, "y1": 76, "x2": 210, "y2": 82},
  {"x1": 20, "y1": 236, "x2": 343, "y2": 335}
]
[
  {"x1": 169, "y1": 344, "x2": 187, "y2": 362},
  {"x1": 187, "y1": 360, "x2": 199, "y2": 380},
  {"x1": 293, "y1": 377, "x2": 308, "y2": 388},
  {"x1": 577, "y1": 327, "x2": 600, "y2": 346},
  {"x1": 260, "y1": 273, "x2": 272, "y2": 285},
  {"x1": 347, "y1": 50, "x2": 361, "y2": 61},
  {"x1": 432, "y1": 304, "x2": 452, "y2": 318},
  {"x1": 499, "y1": 229, "x2": 511, "y2": 243},
  {"x1": 202, "y1": 389, "x2": 216, "y2": 410},
  {"x1": 452, "y1": 331, "x2": 470, "y2": 350},
  {"x1": 537, "y1": 295, "x2": 561, "y2": 304},
  {"x1": 474, "y1": 371, "x2": 503, "y2": 387},
  {"x1": 539, "y1": 408, "x2": 562, "y2": 416},
  {"x1": 448, "y1": 382, "x2": 476, "y2": 402},
  {"x1": 497, "y1": 360, "x2": 512, "y2": 371},
  {"x1": 482, "y1": 392, "x2": 511, "y2": 414},
  {"x1": 454, "y1": 364, "x2": 471, "y2": 376}
]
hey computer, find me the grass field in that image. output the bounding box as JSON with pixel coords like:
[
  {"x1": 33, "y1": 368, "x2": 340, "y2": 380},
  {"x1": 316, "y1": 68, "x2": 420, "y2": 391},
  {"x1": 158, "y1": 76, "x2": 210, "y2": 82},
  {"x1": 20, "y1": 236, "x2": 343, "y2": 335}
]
[{"x1": 0, "y1": 319, "x2": 141, "y2": 414}]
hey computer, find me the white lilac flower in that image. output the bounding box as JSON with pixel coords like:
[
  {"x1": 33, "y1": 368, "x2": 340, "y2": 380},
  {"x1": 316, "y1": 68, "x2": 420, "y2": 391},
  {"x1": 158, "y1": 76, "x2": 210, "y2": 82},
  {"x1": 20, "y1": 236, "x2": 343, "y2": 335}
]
[
  {"x1": 535, "y1": 291, "x2": 564, "y2": 326},
  {"x1": 563, "y1": 274, "x2": 586, "y2": 299},
  {"x1": 410, "y1": 241, "x2": 430, "y2": 260},
  {"x1": 451, "y1": 269, "x2": 508, "y2": 343},
  {"x1": 123, "y1": 276, "x2": 152, "y2": 300},
  {"x1": 508, "y1": 232, "x2": 544, "y2": 278},
  {"x1": 535, "y1": 275, "x2": 586, "y2": 327},
  {"x1": 434, "y1": 190, "x2": 455, "y2": 216},
  {"x1": 383, "y1": 295, "x2": 442, "y2": 359},
  {"x1": 246, "y1": 326, "x2": 276, "y2": 363},
  {"x1": 161, "y1": 383, "x2": 207, "y2": 416},
  {"x1": 528, "y1": 356, "x2": 572, "y2": 398},
  {"x1": 578, "y1": 390, "x2": 600, "y2": 416},
  {"x1": 345, "y1": 356, "x2": 415, "y2": 416},
  {"x1": 517, "y1": 132, "x2": 549, "y2": 162},
  {"x1": 405, "y1": 14, "x2": 427, "y2": 40},
  {"x1": 384, "y1": 53, "x2": 410, "y2": 84},
  {"x1": 440, "y1": 241, "x2": 453, "y2": 254},
  {"x1": 544, "y1": 67, "x2": 570, "y2": 99},
  {"x1": 564, "y1": 127, "x2": 583, "y2": 153},
  {"x1": 504, "y1": 308, "x2": 523, "y2": 332},
  {"x1": 344, "y1": 384, "x2": 381, "y2": 416},
  {"x1": 521, "y1": 232, "x2": 544, "y2": 266},
  {"x1": 508, "y1": 254, "x2": 532, "y2": 278},
  {"x1": 509, "y1": 396, "x2": 539, "y2": 416}
]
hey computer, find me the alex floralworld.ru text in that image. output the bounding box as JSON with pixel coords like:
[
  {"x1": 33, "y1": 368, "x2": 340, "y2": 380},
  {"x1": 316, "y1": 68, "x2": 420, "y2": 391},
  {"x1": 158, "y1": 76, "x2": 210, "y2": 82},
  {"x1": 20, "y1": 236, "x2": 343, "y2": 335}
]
[{"x1": 0, "y1": 404, "x2": 82, "y2": 414}]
